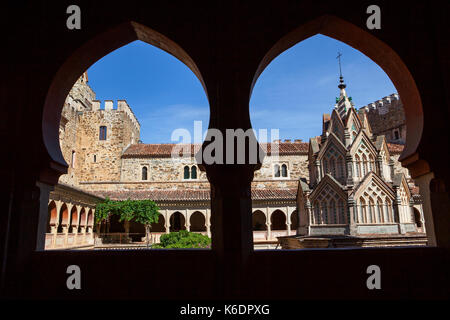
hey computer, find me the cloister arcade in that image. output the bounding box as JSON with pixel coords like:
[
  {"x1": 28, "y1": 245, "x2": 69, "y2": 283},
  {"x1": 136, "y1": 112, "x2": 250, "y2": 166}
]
[
  {"x1": 45, "y1": 199, "x2": 95, "y2": 249},
  {"x1": 99, "y1": 207, "x2": 299, "y2": 246},
  {"x1": 46, "y1": 200, "x2": 299, "y2": 248},
  {"x1": 91, "y1": 207, "x2": 213, "y2": 246},
  {"x1": 251, "y1": 206, "x2": 298, "y2": 247}
]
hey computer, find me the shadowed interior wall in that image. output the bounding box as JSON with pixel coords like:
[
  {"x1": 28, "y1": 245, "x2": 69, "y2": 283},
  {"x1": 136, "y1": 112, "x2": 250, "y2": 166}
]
[{"x1": 0, "y1": 0, "x2": 449, "y2": 300}]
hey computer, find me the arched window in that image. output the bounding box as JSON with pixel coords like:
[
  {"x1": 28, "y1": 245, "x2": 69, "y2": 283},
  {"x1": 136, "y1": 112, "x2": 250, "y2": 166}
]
[
  {"x1": 377, "y1": 197, "x2": 383, "y2": 223},
  {"x1": 330, "y1": 200, "x2": 336, "y2": 224},
  {"x1": 338, "y1": 199, "x2": 345, "y2": 224},
  {"x1": 99, "y1": 126, "x2": 107, "y2": 140},
  {"x1": 362, "y1": 154, "x2": 367, "y2": 176},
  {"x1": 184, "y1": 166, "x2": 190, "y2": 179},
  {"x1": 393, "y1": 129, "x2": 400, "y2": 140},
  {"x1": 323, "y1": 159, "x2": 328, "y2": 175},
  {"x1": 330, "y1": 157, "x2": 336, "y2": 177},
  {"x1": 359, "y1": 197, "x2": 366, "y2": 223},
  {"x1": 281, "y1": 164, "x2": 288, "y2": 177},
  {"x1": 322, "y1": 201, "x2": 328, "y2": 224},
  {"x1": 313, "y1": 201, "x2": 320, "y2": 225},
  {"x1": 142, "y1": 166, "x2": 148, "y2": 180},
  {"x1": 355, "y1": 155, "x2": 361, "y2": 177},
  {"x1": 71, "y1": 151, "x2": 76, "y2": 168},
  {"x1": 274, "y1": 164, "x2": 280, "y2": 177},
  {"x1": 191, "y1": 166, "x2": 197, "y2": 179},
  {"x1": 369, "y1": 154, "x2": 375, "y2": 173},
  {"x1": 337, "y1": 156, "x2": 345, "y2": 179},
  {"x1": 368, "y1": 197, "x2": 375, "y2": 223},
  {"x1": 386, "y1": 199, "x2": 393, "y2": 222}
]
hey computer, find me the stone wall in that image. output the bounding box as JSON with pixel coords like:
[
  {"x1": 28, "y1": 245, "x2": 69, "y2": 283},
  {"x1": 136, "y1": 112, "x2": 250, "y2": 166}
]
[
  {"x1": 58, "y1": 73, "x2": 96, "y2": 187},
  {"x1": 254, "y1": 154, "x2": 309, "y2": 181},
  {"x1": 79, "y1": 180, "x2": 212, "y2": 192},
  {"x1": 80, "y1": 148, "x2": 407, "y2": 192},
  {"x1": 118, "y1": 153, "x2": 308, "y2": 185},
  {"x1": 120, "y1": 156, "x2": 207, "y2": 182},
  {"x1": 57, "y1": 74, "x2": 140, "y2": 190},
  {"x1": 359, "y1": 94, "x2": 407, "y2": 144},
  {"x1": 75, "y1": 105, "x2": 140, "y2": 184}
]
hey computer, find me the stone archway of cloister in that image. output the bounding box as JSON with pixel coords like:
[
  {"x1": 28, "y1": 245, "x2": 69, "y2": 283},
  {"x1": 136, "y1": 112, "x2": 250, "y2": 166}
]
[
  {"x1": 252, "y1": 210, "x2": 267, "y2": 231},
  {"x1": 270, "y1": 210, "x2": 287, "y2": 231},
  {"x1": 190, "y1": 211, "x2": 207, "y2": 232},
  {"x1": 170, "y1": 212, "x2": 186, "y2": 232}
]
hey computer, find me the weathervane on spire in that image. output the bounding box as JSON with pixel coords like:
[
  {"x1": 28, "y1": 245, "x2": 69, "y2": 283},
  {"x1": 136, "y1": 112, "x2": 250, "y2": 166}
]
[
  {"x1": 336, "y1": 51, "x2": 346, "y2": 89},
  {"x1": 337, "y1": 51, "x2": 343, "y2": 77}
]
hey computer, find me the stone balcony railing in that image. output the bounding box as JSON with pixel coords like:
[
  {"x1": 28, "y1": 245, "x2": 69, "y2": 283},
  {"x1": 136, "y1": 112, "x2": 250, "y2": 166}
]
[
  {"x1": 45, "y1": 230, "x2": 297, "y2": 250},
  {"x1": 45, "y1": 232, "x2": 94, "y2": 250}
]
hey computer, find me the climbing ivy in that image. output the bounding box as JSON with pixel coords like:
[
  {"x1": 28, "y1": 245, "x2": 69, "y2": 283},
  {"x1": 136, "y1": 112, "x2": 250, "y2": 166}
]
[{"x1": 95, "y1": 197, "x2": 160, "y2": 226}]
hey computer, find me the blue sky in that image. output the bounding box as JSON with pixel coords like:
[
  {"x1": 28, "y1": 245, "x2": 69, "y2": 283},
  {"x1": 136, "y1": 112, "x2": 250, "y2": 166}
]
[{"x1": 87, "y1": 34, "x2": 396, "y2": 144}]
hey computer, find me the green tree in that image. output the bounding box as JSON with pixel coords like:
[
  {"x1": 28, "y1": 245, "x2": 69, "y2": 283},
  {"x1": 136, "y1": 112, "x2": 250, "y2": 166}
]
[{"x1": 95, "y1": 198, "x2": 160, "y2": 246}]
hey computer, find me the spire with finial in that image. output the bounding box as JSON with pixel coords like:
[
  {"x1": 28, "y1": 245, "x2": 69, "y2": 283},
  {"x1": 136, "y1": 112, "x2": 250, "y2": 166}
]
[
  {"x1": 335, "y1": 52, "x2": 353, "y2": 119},
  {"x1": 336, "y1": 51, "x2": 347, "y2": 97}
]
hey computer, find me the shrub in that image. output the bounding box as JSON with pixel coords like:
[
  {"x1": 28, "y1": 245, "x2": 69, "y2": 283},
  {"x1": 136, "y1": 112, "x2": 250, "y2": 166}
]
[{"x1": 157, "y1": 230, "x2": 211, "y2": 248}]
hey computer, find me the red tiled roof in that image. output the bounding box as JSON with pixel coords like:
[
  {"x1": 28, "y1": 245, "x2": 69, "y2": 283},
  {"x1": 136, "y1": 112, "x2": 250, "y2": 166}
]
[
  {"x1": 387, "y1": 143, "x2": 404, "y2": 154},
  {"x1": 123, "y1": 142, "x2": 403, "y2": 157},
  {"x1": 123, "y1": 142, "x2": 310, "y2": 157},
  {"x1": 99, "y1": 188, "x2": 297, "y2": 202},
  {"x1": 259, "y1": 142, "x2": 309, "y2": 155},
  {"x1": 122, "y1": 144, "x2": 201, "y2": 158},
  {"x1": 251, "y1": 188, "x2": 297, "y2": 200}
]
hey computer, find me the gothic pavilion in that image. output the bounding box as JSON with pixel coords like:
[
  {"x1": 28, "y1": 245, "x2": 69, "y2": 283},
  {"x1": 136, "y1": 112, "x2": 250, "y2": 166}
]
[{"x1": 296, "y1": 74, "x2": 421, "y2": 239}]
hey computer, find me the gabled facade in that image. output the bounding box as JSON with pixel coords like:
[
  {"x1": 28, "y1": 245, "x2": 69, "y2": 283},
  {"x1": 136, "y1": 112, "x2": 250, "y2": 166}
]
[{"x1": 298, "y1": 76, "x2": 425, "y2": 237}]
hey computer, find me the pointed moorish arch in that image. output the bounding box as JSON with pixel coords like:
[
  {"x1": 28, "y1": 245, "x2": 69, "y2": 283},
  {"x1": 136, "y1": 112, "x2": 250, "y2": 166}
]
[
  {"x1": 69, "y1": 206, "x2": 78, "y2": 233},
  {"x1": 252, "y1": 210, "x2": 267, "y2": 231},
  {"x1": 57, "y1": 203, "x2": 69, "y2": 233},
  {"x1": 270, "y1": 210, "x2": 287, "y2": 231},
  {"x1": 290, "y1": 210, "x2": 299, "y2": 230},
  {"x1": 79, "y1": 208, "x2": 86, "y2": 227},
  {"x1": 47, "y1": 201, "x2": 57, "y2": 233},
  {"x1": 190, "y1": 211, "x2": 206, "y2": 232},
  {"x1": 151, "y1": 215, "x2": 166, "y2": 233},
  {"x1": 42, "y1": 21, "x2": 209, "y2": 183},
  {"x1": 87, "y1": 209, "x2": 94, "y2": 229},
  {"x1": 251, "y1": 14, "x2": 423, "y2": 165},
  {"x1": 169, "y1": 211, "x2": 186, "y2": 232}
]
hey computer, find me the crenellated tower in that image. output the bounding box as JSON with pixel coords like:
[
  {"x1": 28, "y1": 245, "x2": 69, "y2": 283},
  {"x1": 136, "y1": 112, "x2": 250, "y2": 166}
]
[
  {"x1": 57, "y1": 72, "x2": 141, "y2": 188},
  {"x1": 76, "y1": 99, "x2": 141, "y2": 184}
]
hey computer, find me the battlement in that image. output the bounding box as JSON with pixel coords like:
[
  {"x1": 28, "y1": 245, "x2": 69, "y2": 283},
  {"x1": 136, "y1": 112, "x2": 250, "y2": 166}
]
[
  {"x1": 359, "y1": 93, "x2": 401, "y2": 114},
  {"x1": 91, "y1": 99, "x2": 140, "y2": 131}
]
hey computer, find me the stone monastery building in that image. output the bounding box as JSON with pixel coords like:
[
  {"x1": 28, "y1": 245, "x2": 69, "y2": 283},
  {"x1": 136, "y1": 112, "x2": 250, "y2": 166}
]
[{"x1": 45, "y1": 72, "x2": 425, "y2": 249}]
